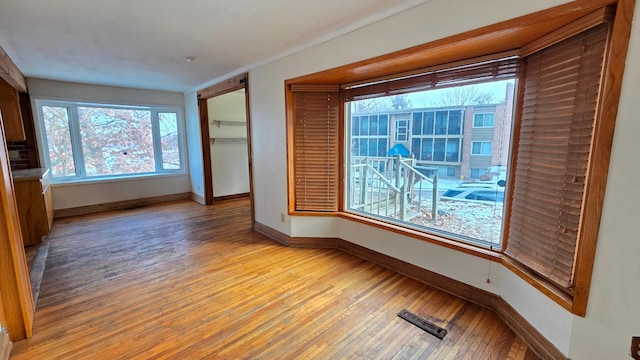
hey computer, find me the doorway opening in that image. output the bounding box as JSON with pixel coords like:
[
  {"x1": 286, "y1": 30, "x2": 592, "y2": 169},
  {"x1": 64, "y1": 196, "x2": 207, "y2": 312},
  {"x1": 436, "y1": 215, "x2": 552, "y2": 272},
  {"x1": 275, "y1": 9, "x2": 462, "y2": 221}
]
[{"x1": 197, "y1": 74, "x2": 255, "y2": 226}]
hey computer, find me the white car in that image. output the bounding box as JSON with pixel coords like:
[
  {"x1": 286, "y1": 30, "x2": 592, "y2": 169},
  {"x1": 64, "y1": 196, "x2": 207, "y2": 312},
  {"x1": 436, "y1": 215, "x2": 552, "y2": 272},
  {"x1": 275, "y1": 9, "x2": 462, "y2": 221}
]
[{"x1": 441, "y1": 183, "x2": 505, "y2": 203}]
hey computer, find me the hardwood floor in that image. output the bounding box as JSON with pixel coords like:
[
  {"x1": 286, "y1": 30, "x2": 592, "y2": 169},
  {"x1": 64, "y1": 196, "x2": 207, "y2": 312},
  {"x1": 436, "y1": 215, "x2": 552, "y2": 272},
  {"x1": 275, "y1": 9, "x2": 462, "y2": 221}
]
[{"x1": 11, "y1": 199, "x2": 539, "y2": 359}]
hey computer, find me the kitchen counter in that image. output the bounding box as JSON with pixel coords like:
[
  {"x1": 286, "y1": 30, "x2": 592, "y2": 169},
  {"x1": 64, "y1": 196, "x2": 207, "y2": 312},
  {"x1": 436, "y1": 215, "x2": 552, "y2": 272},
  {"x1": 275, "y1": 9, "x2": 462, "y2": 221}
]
[{"x1": 12, "y1": 168, "x2": 49, "y2": 182}]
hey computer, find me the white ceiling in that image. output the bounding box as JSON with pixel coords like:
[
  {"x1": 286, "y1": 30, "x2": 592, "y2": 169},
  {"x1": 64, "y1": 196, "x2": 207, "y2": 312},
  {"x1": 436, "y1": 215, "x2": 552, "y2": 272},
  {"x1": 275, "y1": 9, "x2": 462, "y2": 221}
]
[{"x1": 0, "y1": 0, "x2": 430, "y2": 93}]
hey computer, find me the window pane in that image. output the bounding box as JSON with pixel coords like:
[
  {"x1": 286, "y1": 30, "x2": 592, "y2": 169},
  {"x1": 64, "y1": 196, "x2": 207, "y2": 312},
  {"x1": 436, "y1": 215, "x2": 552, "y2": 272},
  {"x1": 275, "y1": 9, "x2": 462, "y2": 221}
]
[
  {"x1": 360, "y1": 116, "x2": 369, "y2": 135},
  {"x1": 368, "y1": 139, "x2": 378, "y2": 156},
  {"x1": 433, "y1": 139, "x2": 445, "y2": 161},
  {"x1": 379, "y1": 114, "x2": 389, "y2": 135},
  {"x1": 474, "y1": 114, "x2": 483, "y2": 127},
  {"x1": 378, "y1": 139, "x2": 387, "y2": 157},
  {"x1": 352, "y1": 116, "x2": 360, "y2": 135},
  {"x1": 424, "y1": 112, "x2": 434, "y2": 135},
  {"x1": 412, "y1": 138, "x2": 421, "y2": 158},
  {"x1": 78, "y1": 107, "x2": 155, "y2": 176},
  {"x1": 42, "y1": 106, "x2": 76, "y2": 177},
  {"x1": 446, "y1": 139, "x2": 459, "y2": 162},
  {"x1": 435, "y1": 111, "x2": 448, "y2": 135},
  {"x1": 370, "y1": 115, "x2": 379, "y2": 135},
  {"x1": 484, "y1": 113, "x2": 494, "y2": 127},
  {"x1": 159, "y1": 112, "x2": 180, "y2": 170},
  {"x1": 412, "y1": 112, "x2": 422, "y2": 134},
  {"x1": 448, "y1": 110, "x2": 462, "y2": 135},
  {"x1": 422, "y1": 139, "x2": 433, "y2": 160},
  {"x1": 482, "y1": 142, "x2": 492, "y2": 155}
]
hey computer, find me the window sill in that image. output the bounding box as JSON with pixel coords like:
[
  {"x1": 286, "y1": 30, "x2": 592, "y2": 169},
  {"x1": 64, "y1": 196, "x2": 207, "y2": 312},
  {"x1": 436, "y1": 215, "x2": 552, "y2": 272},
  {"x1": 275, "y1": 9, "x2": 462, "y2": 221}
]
[
  {"x1": 287, "y1": 209, "x2": 503, "y2": 262},
  {"x1": 50, "y1": 171, "x2": 187, "y2": 188}
]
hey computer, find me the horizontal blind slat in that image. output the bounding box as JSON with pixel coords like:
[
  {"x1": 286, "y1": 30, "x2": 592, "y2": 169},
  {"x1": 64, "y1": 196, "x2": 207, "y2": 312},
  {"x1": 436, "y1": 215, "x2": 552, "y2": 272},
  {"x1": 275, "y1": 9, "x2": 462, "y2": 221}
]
[{"x1": 506, "y1": 23, "x2": 608, "y2": 292}]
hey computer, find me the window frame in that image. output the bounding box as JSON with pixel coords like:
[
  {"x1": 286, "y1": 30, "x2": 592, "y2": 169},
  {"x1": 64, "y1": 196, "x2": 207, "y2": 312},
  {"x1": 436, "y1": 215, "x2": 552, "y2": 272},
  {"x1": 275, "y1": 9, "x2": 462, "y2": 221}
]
[
  {"x1": 471, "y1": 141, "x2": 492, "y2": 156},
  {"x1": 473, "y1": 112, "x2": 495, "y2": 128},
  {"x1": 285, "y1": 0, "x2": 633, "y2": 316},
  {"x1": 35, "y1": 99, "x2": 186, "y2": 184},
  {"x1": 394, "y1": 118, "x2": 409, "y2": 141}
]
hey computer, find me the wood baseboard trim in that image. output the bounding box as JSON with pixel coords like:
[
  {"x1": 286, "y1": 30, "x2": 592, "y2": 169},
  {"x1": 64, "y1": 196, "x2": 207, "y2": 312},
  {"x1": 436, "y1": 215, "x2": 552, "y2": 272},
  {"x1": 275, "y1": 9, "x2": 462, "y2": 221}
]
[
  {"x1": 290, "y1": 237, "x2": 340, "y2": 248},
  {"x1": 335, "y1": 239, "x2": 499, "y2": 309},
  {"x1": 54, "y1": 193, "x2": 192, "y2": 218},
  {"x1": 213, "y1": 193, "x2": 250, "y2": 202},
  {"x1": 254, "y1": 222, "x2": 290, "y2": 246},
  {"x1": 253, "y1": 221, "x2": 566, "y2": 359},
  {"x1": 191, "y1": 193, "x2": 205, "y2": 205},
  {"x1": 0, "y1": 328, "x2": 11, "y2": 360},
  {"x1": 495, "y1": 298, "x2": 567, "y2": 360}
]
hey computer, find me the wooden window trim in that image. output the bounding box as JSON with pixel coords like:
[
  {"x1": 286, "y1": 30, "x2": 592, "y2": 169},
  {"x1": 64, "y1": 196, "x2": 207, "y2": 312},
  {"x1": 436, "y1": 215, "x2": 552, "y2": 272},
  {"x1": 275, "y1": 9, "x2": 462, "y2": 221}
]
[{"x1": 284, "y1": 0, "x2": 635, "y2": 315}]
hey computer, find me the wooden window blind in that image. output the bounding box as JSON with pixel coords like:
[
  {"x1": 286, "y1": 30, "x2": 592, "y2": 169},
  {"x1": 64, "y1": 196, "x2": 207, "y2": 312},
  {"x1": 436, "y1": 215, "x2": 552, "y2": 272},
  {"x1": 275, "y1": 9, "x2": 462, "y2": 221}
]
[
  {"x1": 505, "y1": 23, "x2": 610, "y2": 292},
  {"x1": 342, "y1": 55, "x2": 520, "y2": 102},
  {"x1": 291, "y1": 85, "x2": 340, "y2": 212}
]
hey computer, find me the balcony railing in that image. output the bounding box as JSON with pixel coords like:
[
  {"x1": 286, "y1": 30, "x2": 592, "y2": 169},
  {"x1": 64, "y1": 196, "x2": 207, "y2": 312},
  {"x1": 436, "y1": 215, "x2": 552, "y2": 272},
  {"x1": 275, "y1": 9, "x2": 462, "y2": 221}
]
[{"x1": 349, "y1": 155, "x2": 439, "y2": 221}]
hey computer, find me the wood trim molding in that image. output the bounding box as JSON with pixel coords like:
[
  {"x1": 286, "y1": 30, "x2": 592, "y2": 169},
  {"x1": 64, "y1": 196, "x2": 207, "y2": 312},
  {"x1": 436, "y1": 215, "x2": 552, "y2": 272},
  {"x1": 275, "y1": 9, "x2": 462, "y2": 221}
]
[
  {"x1": 287, "y1": 0, "x2": 617, "y2": 86},
  {"x1": 0, "y1": 46, "x2": 27, "y2": 93},
  {"x1": 213, "y1": 193, "x2": 250, "y2": 202},
  {"x1": 0, "y1": 328, "x2": 10, "y2": 360},
  {"x1": 495, "y1": 298, "x2": 567, "y2": 360},
  {"x1": 253, "y1": 221, "x2": 290, "y2": 246},
  {"x1": 198, "y1": 99, "x2": 213, "y2": 205},
  {"x1": 198, "y1": 73, "x2": 247, "y2": 99},
  {"x1": 243, "y1": 74, "x2": 256, "y2": 228},
  {"x1": 53, "y1": 193, "x2": 191, "y2": 218},
  {"x1": 520, "y1": 6, "x2": 615, "y2": 57},
  {"x1": 571, "y1": 0, "x2": 636, "y2": 317},
  {"x1": 253, "y1": 220, "x2": 568, "y2": 359},
  {"x1": 190, "y1": 192, "x2": 205, "y2": 205}
]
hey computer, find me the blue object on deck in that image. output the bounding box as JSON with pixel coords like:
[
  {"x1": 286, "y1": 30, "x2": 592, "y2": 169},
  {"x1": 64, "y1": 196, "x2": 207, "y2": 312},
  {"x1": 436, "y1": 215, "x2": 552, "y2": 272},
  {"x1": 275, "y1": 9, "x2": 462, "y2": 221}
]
[{"x1": 387, "y1": 144, "x2": 411, "y2": 157}]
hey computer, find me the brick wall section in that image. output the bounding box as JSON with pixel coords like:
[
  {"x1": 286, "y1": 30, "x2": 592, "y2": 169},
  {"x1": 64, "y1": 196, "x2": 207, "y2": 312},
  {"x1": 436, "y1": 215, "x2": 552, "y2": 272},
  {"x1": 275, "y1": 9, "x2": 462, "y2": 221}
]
[{"x1": 460, "y1": 106, "x2": 474, "y2": 179}]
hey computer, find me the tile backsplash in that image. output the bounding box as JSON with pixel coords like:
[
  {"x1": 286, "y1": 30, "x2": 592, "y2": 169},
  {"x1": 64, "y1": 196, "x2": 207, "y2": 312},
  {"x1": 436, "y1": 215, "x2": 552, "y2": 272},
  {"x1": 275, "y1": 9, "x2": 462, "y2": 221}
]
[{"x1": 7, "y1": 141, "x2": 34, "y2": 170}]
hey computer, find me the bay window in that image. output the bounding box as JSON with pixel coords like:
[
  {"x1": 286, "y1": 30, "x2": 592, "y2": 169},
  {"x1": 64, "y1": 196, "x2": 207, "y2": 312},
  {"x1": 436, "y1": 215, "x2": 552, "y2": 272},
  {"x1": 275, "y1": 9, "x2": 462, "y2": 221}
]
[{"x1": 286, "y1": 2, "x2": 628, "y2": 315}]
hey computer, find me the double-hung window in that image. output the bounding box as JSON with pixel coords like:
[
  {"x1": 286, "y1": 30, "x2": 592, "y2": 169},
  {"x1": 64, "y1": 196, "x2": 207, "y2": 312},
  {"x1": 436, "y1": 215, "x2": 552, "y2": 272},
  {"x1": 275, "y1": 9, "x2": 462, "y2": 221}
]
[{"x1": 36, "y1": 100, "x2": 185, "y2": 182}]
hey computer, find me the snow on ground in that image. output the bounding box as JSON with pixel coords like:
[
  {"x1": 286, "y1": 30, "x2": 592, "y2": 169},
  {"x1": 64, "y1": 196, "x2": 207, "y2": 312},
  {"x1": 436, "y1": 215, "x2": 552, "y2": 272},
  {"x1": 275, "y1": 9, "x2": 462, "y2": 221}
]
[{"x1": 410, "y1": 200, "x2": 504, "y2": 245}]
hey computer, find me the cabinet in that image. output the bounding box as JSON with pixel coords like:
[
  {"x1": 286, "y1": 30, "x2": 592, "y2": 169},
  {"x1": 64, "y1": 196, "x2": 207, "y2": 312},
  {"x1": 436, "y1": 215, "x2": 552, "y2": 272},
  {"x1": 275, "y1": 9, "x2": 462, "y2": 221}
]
[
  {"x1": 0, "y1": 78, "x2": 25, "y2": 141},
  {"x1": 13, "y1": 168, "x2": 53, "y2": 245}
]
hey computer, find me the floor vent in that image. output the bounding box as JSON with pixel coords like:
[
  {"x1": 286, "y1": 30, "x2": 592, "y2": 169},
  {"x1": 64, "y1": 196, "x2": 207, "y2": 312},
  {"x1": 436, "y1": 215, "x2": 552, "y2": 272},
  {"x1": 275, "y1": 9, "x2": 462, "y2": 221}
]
[{"x1": 397, "y1": 309, "x2": 447, "y2": 340}]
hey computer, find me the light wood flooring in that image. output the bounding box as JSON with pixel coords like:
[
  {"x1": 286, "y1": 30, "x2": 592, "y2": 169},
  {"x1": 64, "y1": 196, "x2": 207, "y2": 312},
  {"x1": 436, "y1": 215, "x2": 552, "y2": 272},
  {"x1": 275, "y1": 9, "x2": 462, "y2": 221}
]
[{"x1": 11, "y1": 198, "x2": 539, "y2": 359}]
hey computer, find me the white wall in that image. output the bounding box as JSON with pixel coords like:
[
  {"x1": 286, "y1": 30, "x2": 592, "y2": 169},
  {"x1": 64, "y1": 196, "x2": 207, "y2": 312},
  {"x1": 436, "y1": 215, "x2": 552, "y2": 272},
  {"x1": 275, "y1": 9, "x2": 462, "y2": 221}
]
[
  {"x1": 247, "y1": 0, "x2": 640, "y2": 358},
  {"x1": 210, "y1": 140, "x2": 250, "y2": 197},
  {"x1": 207, "y1": 92, "x2": 250, "y2": 197},
  {"x1": 568, "y1": 2, "x2": 640, "y2": 356},
  {"x1": 27, "y1": 78, "x2": 191, "y2": 209}
]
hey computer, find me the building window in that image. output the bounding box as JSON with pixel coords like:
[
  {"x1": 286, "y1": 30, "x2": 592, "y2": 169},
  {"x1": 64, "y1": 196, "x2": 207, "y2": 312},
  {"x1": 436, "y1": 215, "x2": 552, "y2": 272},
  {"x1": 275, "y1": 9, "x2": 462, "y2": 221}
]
[
  {"x1": 37, "y1": 100, "x2": 185, "y2": 182},
  {"x1": 351, "y1": 114, "x2": 389, "y2": 157},
  {"x1": 395, "y1": 118, "x2": 409, "y2": 141},
  {"x1": 473, "y1": 113, "x2": 495, "y2": 127},
  {"x1": 411, "y1": 109, "x2": 463, "y2": 163},
  {"x1": 471, "y1": 141, "x2": 492, "y2": 155}
]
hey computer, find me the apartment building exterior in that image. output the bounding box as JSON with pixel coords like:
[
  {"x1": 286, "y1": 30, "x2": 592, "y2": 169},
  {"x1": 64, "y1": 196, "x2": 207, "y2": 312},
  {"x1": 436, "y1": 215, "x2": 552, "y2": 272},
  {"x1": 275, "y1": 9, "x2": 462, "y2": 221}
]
[{"x1": 350, "y1": 83, "x2": 514, "y2": 180}]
